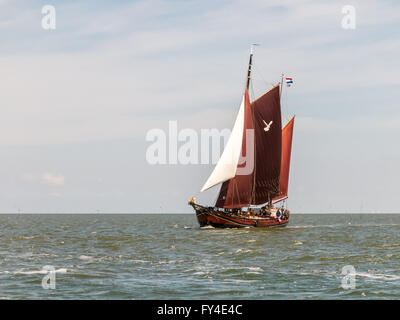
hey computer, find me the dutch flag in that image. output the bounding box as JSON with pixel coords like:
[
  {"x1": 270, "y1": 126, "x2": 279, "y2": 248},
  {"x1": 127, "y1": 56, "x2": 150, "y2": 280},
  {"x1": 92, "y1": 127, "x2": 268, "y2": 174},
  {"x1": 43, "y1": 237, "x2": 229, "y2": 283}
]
[{"x1": 285, "y1": 77, "x2": 293, "y2": 86}]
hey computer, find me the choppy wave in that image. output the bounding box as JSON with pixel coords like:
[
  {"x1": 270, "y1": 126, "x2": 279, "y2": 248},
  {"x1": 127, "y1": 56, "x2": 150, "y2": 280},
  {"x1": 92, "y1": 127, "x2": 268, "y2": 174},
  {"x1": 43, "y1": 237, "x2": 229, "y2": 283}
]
[
  {"x1": 1, "y1": 213, "x2": 400, "y2": 299},
  {"x1": 10, "y1": 268, "x2": 70, "y2": 275},
  {"x1": 79, "y1": 255, "x2": 94, "y2": 260},
  {"x1": 355, "y1": 272, "x2": 400, "y2": 281}
]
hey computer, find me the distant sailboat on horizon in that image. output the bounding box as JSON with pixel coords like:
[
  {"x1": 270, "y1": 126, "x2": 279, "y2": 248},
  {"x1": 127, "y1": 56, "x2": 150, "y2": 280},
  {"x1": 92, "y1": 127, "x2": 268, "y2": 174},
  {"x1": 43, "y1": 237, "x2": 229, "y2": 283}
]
[{"x1": 189, "y1": 45, "x2": 295, "y2": 228}]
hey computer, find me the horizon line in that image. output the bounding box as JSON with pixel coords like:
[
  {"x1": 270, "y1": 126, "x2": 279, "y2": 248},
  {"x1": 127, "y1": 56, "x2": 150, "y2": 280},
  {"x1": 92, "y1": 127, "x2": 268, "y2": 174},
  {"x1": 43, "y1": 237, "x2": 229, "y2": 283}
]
[{"x1": 1, "y1": 212, "x2": 400, "y2": 215}]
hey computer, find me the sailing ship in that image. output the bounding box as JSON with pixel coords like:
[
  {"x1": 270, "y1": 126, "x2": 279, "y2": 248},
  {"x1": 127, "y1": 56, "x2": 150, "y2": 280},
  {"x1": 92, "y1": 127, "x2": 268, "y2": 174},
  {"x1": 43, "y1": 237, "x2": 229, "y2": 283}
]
[{"x1": 189, "y1": 46, "x2": 295, "y2": 228}]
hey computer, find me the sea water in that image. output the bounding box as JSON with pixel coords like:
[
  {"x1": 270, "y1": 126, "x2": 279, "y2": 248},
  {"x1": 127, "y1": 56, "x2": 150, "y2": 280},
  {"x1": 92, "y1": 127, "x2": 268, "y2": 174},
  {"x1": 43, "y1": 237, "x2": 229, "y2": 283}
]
[{"x1": 0, "y1": 214, "x2": 399, "y2": 299}]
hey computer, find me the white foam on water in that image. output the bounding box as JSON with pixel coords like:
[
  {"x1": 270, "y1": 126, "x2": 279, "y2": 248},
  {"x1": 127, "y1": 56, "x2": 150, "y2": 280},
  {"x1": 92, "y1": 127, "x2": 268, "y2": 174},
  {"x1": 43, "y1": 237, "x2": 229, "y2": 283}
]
[
  {"x1": 224, "y1": 279, "x2": 259, "y2": 283},
  {"x1": 287, "y1": 225, "x2": 314, "y2": 229},
  {"x1": 288, "y1": 224, "x2": 345, "y2": 230},
  {"x1": 247, "y1": 240, "x2": 256, "y2": 243},
  {"x1": 55, "y1": 268, "x2": 68, "y2": 274},
  {"x1": 13, "y1": 268, "x2": 70, "y2": 275},
  {"x1": 193, "y1": 263, "x2": 222, "y2": 273},
  {"x1": 233, "y1": 248, "x2": 252, "y2": 254},
  {"x1": 35, "y1": 253, "x2": 60, "y2": 259},
  {"x1": 380, "y1": 243, "x2": 400, "y2": 248},
  {"x1": 200, "y1": 225, "x2": 215, "y2": 229},
  {"x1": 131, "y1": 259, "x2": 148, "y2": 264},
  {"x1": 79, "y1": 255, "x2": 93, "y2": 260},
  {"x1": 355, "y1": 272, "x2": 400, "y2": 281},
  {"x1": 348, "y1": 223, "x2": 399, "y2": 228},
  {"x1": 159, "y1": 260, "x2": 177, "y2": 265},
  {"x1": 247, "y1": 267, "x2": 263, "y2": 272}
]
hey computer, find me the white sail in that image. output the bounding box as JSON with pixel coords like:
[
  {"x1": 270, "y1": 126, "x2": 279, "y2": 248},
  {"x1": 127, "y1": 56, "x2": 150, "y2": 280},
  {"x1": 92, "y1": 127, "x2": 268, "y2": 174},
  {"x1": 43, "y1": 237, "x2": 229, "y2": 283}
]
[{"x1": 200, "y1": 95, "x2": 245, "y2": 192}]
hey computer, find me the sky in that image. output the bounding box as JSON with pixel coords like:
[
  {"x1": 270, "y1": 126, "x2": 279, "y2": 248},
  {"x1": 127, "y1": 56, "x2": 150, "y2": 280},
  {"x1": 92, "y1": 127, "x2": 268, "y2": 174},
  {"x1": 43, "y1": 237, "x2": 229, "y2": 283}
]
[{"x1": 0, "y1": 0, "x2": 399, "y2": 213}]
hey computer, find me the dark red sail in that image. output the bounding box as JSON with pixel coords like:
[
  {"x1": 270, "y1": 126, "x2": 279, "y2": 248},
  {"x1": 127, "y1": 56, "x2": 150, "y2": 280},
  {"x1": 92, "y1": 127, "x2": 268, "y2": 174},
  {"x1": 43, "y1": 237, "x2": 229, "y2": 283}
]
[
  {"x1": 216, "y1": 89, "x2": 254, "y2": 208},
  {"x1": 274, "y1": 116, "x2": 295, "y2": 202},
  {"x1": 216, "y1": 85, "x2": 283, "y2": 207},
  {"x1": 251, "y1": 85, "x2": 282, "y2": 204}
]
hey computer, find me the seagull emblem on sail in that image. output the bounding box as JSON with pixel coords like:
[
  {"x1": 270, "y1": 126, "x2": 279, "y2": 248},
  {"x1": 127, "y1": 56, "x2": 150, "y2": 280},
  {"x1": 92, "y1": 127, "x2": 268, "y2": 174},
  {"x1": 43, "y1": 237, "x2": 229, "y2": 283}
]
[{"x1": 263, "y1": 120, "x2": 273, "y2": 132}]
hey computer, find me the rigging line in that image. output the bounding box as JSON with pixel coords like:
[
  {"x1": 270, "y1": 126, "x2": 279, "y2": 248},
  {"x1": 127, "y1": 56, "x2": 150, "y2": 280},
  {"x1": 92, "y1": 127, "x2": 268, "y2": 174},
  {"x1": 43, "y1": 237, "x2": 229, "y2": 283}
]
[
  {"x1": 250, "y1": 76, "x2": 256, "y2": 103},
  {"x1": 252, "y1": 64, "x2": 275, "y2": 89},
  {"x1": 285, "y1": 85, "x2": 290, "y2": 123},
  {"x1": 252, "y1": 61, "x2": 278, "y2": 87},
  {"x1": 280, "y1": 74, "x2": 286, "y2": 125},
  {"x1": 280, "y1": 75, "x2": 289, "y2": 124},
  {"x1": 282, "y1": 93, "x2": 287, "y2": 123},
  {"x1": 192, "y1": 188, "x2": 202, "y2": 201}
]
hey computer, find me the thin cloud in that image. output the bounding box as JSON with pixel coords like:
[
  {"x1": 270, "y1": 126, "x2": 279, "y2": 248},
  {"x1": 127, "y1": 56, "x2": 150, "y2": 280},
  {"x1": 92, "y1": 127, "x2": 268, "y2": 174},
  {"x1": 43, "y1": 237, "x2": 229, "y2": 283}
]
[{"x1": 42, "y1": 172, "x2": 65, "y2": 186}]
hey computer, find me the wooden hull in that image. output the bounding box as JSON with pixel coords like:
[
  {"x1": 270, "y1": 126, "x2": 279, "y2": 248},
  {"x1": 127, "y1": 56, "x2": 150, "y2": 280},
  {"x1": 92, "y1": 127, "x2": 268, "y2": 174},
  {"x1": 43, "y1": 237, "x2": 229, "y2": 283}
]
[{"x1": 191, "y1": 203, "x2": 289, "y2": 228}]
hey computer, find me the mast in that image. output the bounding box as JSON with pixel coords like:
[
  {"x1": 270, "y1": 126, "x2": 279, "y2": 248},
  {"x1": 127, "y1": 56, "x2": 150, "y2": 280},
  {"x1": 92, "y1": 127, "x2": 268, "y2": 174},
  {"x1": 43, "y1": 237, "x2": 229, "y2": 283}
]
[
  {"x1": 246, "y1": 44, "x2": 258, "y2": 90},
  {"x1": 246, "y1": 51, "x2": 253, "y2": 90},
  {"x1": 247, "y1": 43, "x2": 257, "y2": 206}
]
